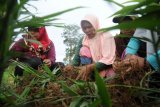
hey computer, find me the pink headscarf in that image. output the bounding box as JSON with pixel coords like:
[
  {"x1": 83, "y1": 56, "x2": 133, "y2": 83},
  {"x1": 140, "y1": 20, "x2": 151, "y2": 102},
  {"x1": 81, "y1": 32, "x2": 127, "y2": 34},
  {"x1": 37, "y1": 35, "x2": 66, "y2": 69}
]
[{"x1": 81, "y1": 14, "x2": 116, "y2": 77}]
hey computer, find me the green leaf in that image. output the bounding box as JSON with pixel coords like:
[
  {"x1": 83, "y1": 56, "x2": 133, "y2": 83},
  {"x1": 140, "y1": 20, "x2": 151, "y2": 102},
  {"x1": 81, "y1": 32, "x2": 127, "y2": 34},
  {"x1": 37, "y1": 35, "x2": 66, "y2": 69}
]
[
  {"x1": 110, "y1": 4, "x2": 138, "y2": 17},
  {"x1": 52, "y1": 67, "x2": 60, "y2": 75},
  {"x1": 72, "y1": 80, "x2": 86, "y2": 89},
  {"x1": 61, "y1": 82, "x2": 79, "y2": 96},
  {"x1": 134, "y1": 4, "x2": 160, "y2": 15},
  {"x1": 17, "y1": 79, "x2": 35, "y2": 103},
  {"x1": 19, "y1": 87, "x2": 30, "y2": 99},
  {"x1": 99, "y1": 14, "x2": 160, "y2": 32},
  {"x1": 103, "y1": 0, "x2": 124, "y2": 8},
  {"x1": 88, "y1": 99, "x2": 101, "y2": 107},
  {"x1": 69, "y1": 97, "x2": 82, "y2": 107},
  {"x1": 123, "y1": 0, "x2": 144, "y2": 4},
  {"x1": 110, "y1": 0, "x2": 156, "y2": 17},
  {"x1": 16, "y1": 6, "x2": 83, "y2": 28},
  {"x1": 115, "y1": 34, "x2": 155, "y2": 43},
  {"x1": 11, "y1": 60, "x2": 42, "y2": 78},
  {"x1": 1, "y1": 85, "x2": 22, "y2": 104},
  {"x1": 80, "y1": 101, "x2": 89, "y2": 107},
  {"x1": 95, "y1": 71, "x2": 112, "y2": 107},
  {"x1": 42, "y1": 64, "x2": 52, "y2": 75}
]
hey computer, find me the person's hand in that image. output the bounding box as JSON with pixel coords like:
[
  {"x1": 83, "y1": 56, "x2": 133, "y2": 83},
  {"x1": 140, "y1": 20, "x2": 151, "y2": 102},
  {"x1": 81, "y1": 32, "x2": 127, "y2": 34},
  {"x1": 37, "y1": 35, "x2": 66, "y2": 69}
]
[
  {"x1": 76, "y1": 66, "x2": 90, "y2": 81},
  {"x1": 113, "y1": 54, "x2": 135, "y2": 72},
  {"x1": 63, "y1": 65, "x2": 74, "y2": 72},
  {"x1": 113, "y1": 60, "x2": 122, "y2": 72},
  {"x1": 43, "y1": 59, "x2": 52, "y2": 67},
  {"x1": 123, "y1": 55, "x2": 149, "y2": 72},
  {"x1": 122, "y1": 58, "x2": 135, "y2": 72},
  {"x1": 76, "y1": 64, "x2": 94, "y2": 81}
]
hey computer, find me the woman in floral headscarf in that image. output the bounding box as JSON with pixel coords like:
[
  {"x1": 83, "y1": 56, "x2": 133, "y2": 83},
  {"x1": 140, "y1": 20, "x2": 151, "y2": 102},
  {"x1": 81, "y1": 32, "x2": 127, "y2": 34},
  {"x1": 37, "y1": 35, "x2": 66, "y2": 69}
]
[
  {"x1": 11, "y1": 26, "x2": 58, "y2": 76},
  {"x1": 64, "y1": 14, "x2": 116, "y2": 80}
]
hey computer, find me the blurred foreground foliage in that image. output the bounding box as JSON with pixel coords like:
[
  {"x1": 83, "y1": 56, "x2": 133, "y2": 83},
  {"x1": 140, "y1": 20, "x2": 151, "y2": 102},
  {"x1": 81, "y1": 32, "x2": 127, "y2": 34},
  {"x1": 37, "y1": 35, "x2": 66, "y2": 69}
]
[{"x1": 1, "y1": 0, "x2": 160, "y2": 107}]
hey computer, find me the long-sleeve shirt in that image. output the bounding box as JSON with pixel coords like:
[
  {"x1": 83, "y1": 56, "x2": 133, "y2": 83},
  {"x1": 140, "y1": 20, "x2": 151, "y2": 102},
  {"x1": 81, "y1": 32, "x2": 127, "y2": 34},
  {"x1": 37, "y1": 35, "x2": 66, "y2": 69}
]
[
  {"x1": 10, "y1": 38, "x2": 56, "y2": 64},
  {"x1": 72, "y1": 37, "x2": 113, "y2": 71},
  {"x1": 126, "y1": 28, "x2": 160, "y2": 71}
]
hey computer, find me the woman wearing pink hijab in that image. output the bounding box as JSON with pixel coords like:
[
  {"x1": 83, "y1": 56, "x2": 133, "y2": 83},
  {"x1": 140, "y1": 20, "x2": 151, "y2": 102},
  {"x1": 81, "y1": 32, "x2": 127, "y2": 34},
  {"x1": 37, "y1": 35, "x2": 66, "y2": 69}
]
[{"x1": 65, "y1": 14, "x2": 116, "y2": 80}]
